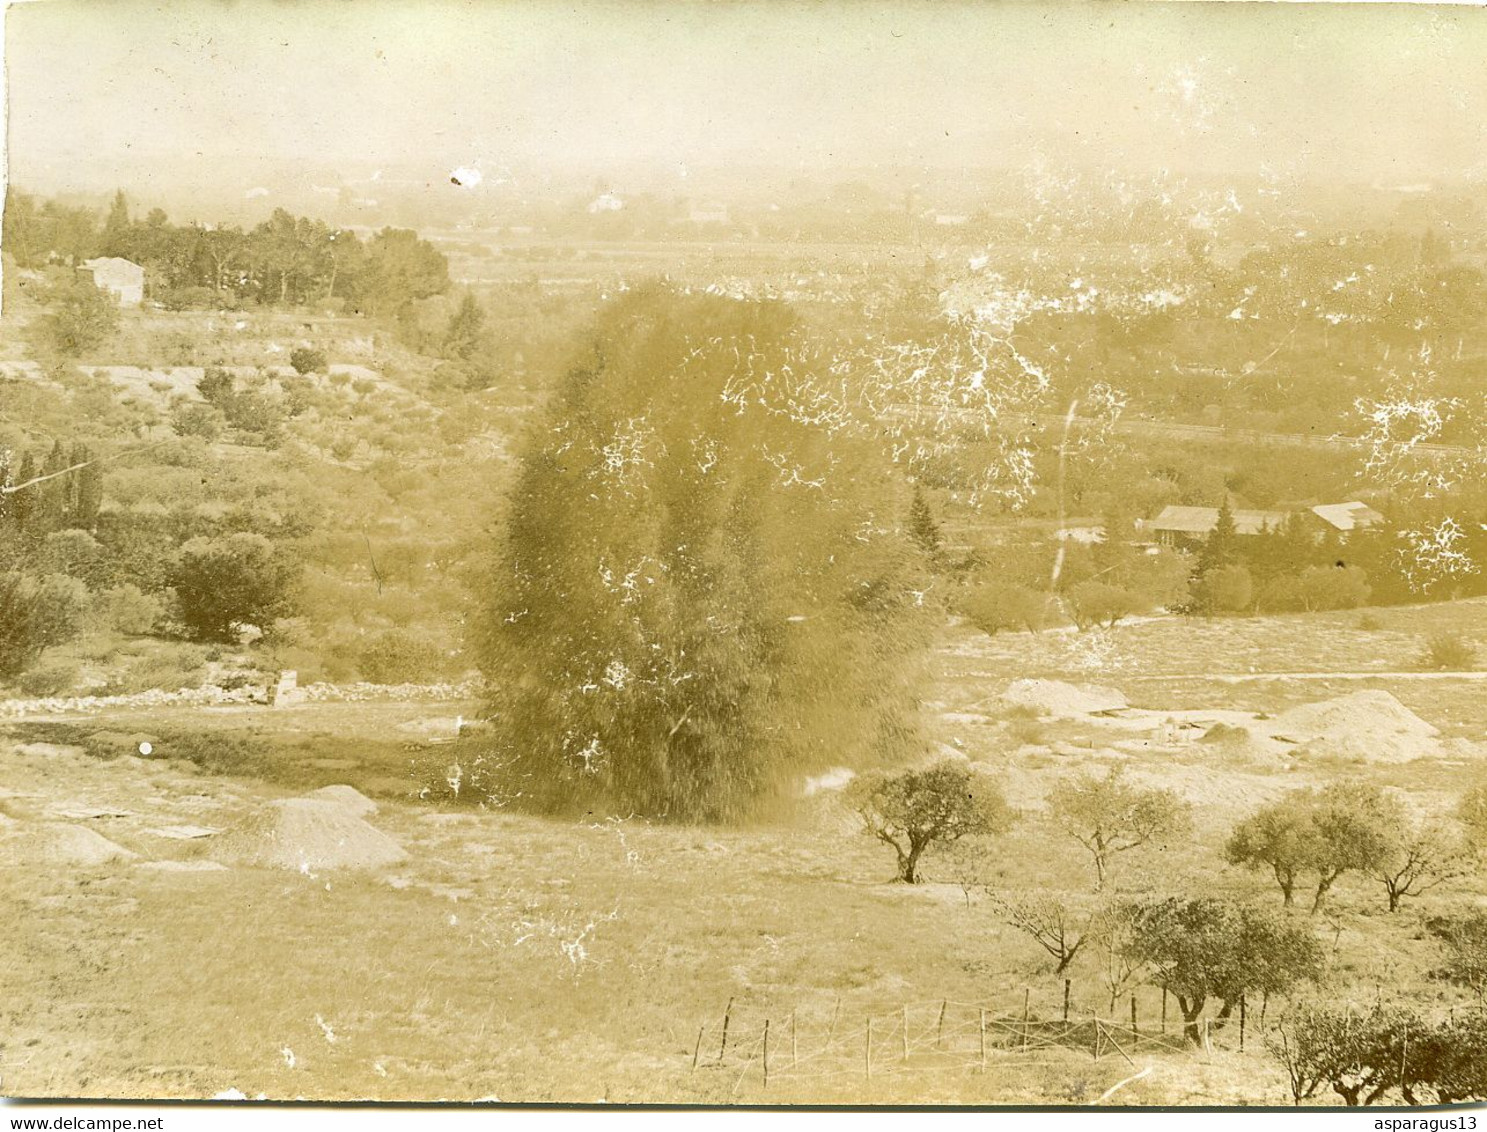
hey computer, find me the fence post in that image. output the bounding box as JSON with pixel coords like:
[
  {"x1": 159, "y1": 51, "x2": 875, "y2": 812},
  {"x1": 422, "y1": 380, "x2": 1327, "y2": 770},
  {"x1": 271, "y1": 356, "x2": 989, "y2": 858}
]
[
  {"x1": 1130, "y1": 994, "x2": 1138, "y2": 1038},
  {"x1": 1204, "y1": 1017, "x2": 1213, "y2": 1057},
  {"x1": 936, "y1": 999, "x2": 947, "y2": 1050},
  {"x1": 1092, "y1": 1012, "x2": 1100, "y2": 1060},
  {"x1": 1063, "y1": 978, "x2": 1072, "y2": 1026},
  {"x1": 763, "y1": 1018, "x2": 770, "y2": 1089},
  {"x1": 1239, "y1": 995, "x2": 1247, "y2": 1053},
  {"x1": 979, "y1": 1008, "x2": 987, "y2": 1071},
  {"x1": 1022, "y1": 988, "x2": 1031, "y2": 1052},
  {"x1": 865, "y1": 1017, "x2": 873, "y2": 1081},
  {"x1": 901, "y1": 1004, "x2": 909, "y2": 1061},
  {"x1": 718, "y1": 996, "x2": 734, "y2": 1063},
  {"x1": 691, "y1": 1024, "x2": 704, "y2": 1072}
]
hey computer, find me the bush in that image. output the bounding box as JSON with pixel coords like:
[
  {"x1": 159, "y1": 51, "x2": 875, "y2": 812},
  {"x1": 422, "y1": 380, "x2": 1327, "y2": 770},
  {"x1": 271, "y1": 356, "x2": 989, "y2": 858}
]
[
  {"x1": 170, "y1": 401, "x2": 226, "y2": 441},
  {"x1": 358, "y1": 629, "x2": 447, "y2": 684},
  {"x1": 95, "y1": 584, "x2": 165, "y2": 635},
  {"x1": 1298, "y1": 563, "x2": 1371, "y2": 611},
  {"x1": 15, "y1": 657, "x2": 82, "y2": 697},
  {"x1": 958, "y1": 581, "x2": 1047, "y2": 635},
  {"x1": 0, "y1": 573, "x2": 90, "y2": 679},
  {"x1": 1067, "y1": 580, "x2": 1143, "y2": 629},
  {"x1": 1418, "y1": 632, "x2": 1477, "y2": 671},
  {"x1": 1202, "y1": 563, "x2": 1254, "y2": 614},
  {"x1": 289, "y1": 347, "x2": 327, "y2": 375}
]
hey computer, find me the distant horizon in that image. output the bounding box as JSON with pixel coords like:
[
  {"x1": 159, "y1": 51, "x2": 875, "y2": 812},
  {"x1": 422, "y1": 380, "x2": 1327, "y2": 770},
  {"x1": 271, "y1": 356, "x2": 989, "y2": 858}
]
[{"x1": 8, "y1": 0, "x2": 1487, "y2": 200}]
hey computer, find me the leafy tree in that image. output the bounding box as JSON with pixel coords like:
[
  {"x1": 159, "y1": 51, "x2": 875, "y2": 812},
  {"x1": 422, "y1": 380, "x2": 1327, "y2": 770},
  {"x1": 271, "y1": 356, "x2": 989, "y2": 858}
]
[
  {"x1": 848, "y1": 761, "x2": 1014, "y2": 883},
  {"x1": 474, "y1": 288, "x2": 935, "y2": 820},
  {"x1": 1125, "y1": 897, "x2": 1323, "y2": 1045},
  {"x1": 29, "y1": 272, "x2": 118, "y2": 358},
  {"x1": 357, "y1": 227, "x2": 450, "y2": 317},
  {"x1": 957, "y1": 580, "x2": 1047, "y2": 636},
  {"x1": 170, "y1": 533, "x2": 298, "y2": 642},
  {"x1": 1268, "y1": 1002, "x2": 1425, "y2": 1106},
  {"x1": 1048, "y1": 766, "x2": 1192, "y2": 890},
  {"x1": 1066, "y1": 579, "x2": 1143, "y2": 629},
  {"x1": 1226, "y1": 783, "x2": 1398, "y2": 912}
]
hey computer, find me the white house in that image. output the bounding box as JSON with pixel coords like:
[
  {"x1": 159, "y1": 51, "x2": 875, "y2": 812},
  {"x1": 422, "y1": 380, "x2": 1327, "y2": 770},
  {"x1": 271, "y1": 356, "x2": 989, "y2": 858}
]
[{"x1": 80, "y1": 257, "x2": 145, "y2": 307}]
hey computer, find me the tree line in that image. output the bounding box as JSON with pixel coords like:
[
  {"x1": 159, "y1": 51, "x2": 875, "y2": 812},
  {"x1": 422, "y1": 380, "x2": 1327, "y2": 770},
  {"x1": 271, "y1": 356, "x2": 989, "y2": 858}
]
[{"x1": 5, "y1": 190, "x2": 449, "y2": 316}]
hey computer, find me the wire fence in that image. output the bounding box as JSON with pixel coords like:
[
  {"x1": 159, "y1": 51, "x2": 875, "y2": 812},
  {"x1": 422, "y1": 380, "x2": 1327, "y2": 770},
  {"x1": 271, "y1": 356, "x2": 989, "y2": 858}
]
[{"x1": 688, "y1": 983, "x2": 1263, "y2": 1095}]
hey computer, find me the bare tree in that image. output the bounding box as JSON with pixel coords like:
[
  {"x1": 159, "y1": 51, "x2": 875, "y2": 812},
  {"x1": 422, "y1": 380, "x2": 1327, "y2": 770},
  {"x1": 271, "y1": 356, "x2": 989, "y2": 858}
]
[
  {"x1": 1376, "y1": 821, "x2": 1471, "y2": 912},
  {"x1": 1047, "y1": 766, "x2": 1192, "y2": 891},
  {"x1": 989, "y1": 893, "x2": 1095, "y2": 975}
]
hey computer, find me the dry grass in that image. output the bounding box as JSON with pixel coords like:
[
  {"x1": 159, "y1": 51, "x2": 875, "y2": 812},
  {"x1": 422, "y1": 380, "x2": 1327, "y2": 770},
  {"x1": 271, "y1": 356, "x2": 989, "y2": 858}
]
[{"x1": 5, "y1": 599, "x2": 1487, "y2": 1104}]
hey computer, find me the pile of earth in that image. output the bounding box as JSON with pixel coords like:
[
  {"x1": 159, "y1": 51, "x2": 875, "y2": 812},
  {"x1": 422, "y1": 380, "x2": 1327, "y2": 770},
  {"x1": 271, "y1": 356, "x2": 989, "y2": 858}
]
[
  {"x1": 1197, "y1": 722, "x2": 1291, "y2": 760},
  {"x1": 1000, "y1": 679, "x2": 1128, "y2": 718},
  {"x1": 1270, "y1": 690, "x2": 1439, "y2": 763},
  {"x1": 219, "y1": 786, "x2": 405, "y2": 871},
  {"x1": 0, "y1": 819, "x2": 137, "y2": 867}
]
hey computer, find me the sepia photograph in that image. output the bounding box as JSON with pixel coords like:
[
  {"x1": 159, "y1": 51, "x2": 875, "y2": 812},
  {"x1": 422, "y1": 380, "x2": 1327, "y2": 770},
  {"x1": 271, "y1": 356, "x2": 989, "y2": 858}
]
[{"x1": 2, "y1": 0, "x2": 1486, "y2": 1112}]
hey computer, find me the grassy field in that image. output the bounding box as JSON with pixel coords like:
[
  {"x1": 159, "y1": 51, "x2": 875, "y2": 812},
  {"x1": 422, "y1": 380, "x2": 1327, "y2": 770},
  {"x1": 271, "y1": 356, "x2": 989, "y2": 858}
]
[{"x1": 3, "y1": 601, "x2": 1486, "y2": 1104}]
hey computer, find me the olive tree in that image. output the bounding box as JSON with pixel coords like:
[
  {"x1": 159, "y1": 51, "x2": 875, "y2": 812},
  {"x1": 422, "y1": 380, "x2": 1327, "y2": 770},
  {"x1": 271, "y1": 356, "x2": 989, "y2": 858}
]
[
  {"x1": 1226, "y1": 783, "x2": 1398, "y2": 912},
  {"x1": 847, "y1": 761, "x2": 1014, "y2": 884},
  {"x1": 1047, "y1": 766, "x2": 1192, "y2": 890},
  {"x1": 1125, "y1": 897, "x2": 1323, "y2": 1045}
]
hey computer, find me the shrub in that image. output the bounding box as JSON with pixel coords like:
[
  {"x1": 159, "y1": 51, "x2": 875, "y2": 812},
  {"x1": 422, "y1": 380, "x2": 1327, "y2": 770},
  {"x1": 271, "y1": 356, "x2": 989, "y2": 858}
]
[
  {"x1": 1201, "y1": 563, "x2": 1254, "y2": 614},
  {"x1": 15, "y1": 657, "x2": 82, "y2": 697},
  {"x1": 1417, "y1": 632, "x2": 1477, "y2": 671},
  {"x1": 0, "y1": 573, "x2": 90, "y2": 679},
  {"x1": 96, "y1": 584, "x2": 165, "y2": 635},
  {"x1": 1426, "y1": 911, "x2": 1487, "y2": 997},
  {"x1": 1298, "y1": 563, "x2": 1371, "y2": 611},
  {"x1": 1067, "y1": 580, "x2": 1143, "y2": 629},
  {"x1": 358, "y1": 629, "x2": 447, "y2": 684},
  {"x1": 958, "y1": 581, "x2": 1048, "y2": 635},
  {"x1": 289, "y1": 347, "x2": 327, "y2": 375},
  {"x1": 170, "y1": 401, "x2": 226, "y2": 441}
]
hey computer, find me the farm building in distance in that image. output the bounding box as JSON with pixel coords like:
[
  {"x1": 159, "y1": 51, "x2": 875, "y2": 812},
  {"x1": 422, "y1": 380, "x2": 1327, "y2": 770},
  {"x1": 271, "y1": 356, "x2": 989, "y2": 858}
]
[
  {"x1": 1141, "y1": 501, "x2": 1383, "y2": 548},
  {"x1": 79, "y1": 257, "x2": 145, "y2": 307},
  {"x1": 1142, "y1": 505, "x2": 1290, "y2": 548},
  {"x1": 1310, "y1": 501, "x2": 1385, "y2": 532}
]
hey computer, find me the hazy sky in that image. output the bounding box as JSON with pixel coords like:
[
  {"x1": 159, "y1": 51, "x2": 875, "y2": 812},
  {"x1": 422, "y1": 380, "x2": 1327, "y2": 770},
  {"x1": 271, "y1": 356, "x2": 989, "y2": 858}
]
[{"x1": 6, "y1": 0, "x2": 1487, "y2": 188}]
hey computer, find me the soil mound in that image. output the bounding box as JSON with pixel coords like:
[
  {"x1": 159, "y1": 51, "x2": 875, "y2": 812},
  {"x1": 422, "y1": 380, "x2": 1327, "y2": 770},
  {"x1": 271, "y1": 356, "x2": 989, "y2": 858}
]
[
  {"x1": 1001, "y1": 679, "x2": 1128, "y2": 718},
  {"x1": 307, "y1": 785, "x2": 379, "y2": 816},
  {"x1": 222, "y1": 798, "x2": 406, "y2": 871},
  {"x1": 0, "y1": 821, "x2": 138, "y2": 867},
  {"x1": 1272, "y1": 691, "x2": 1439, "y2": 763}
]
